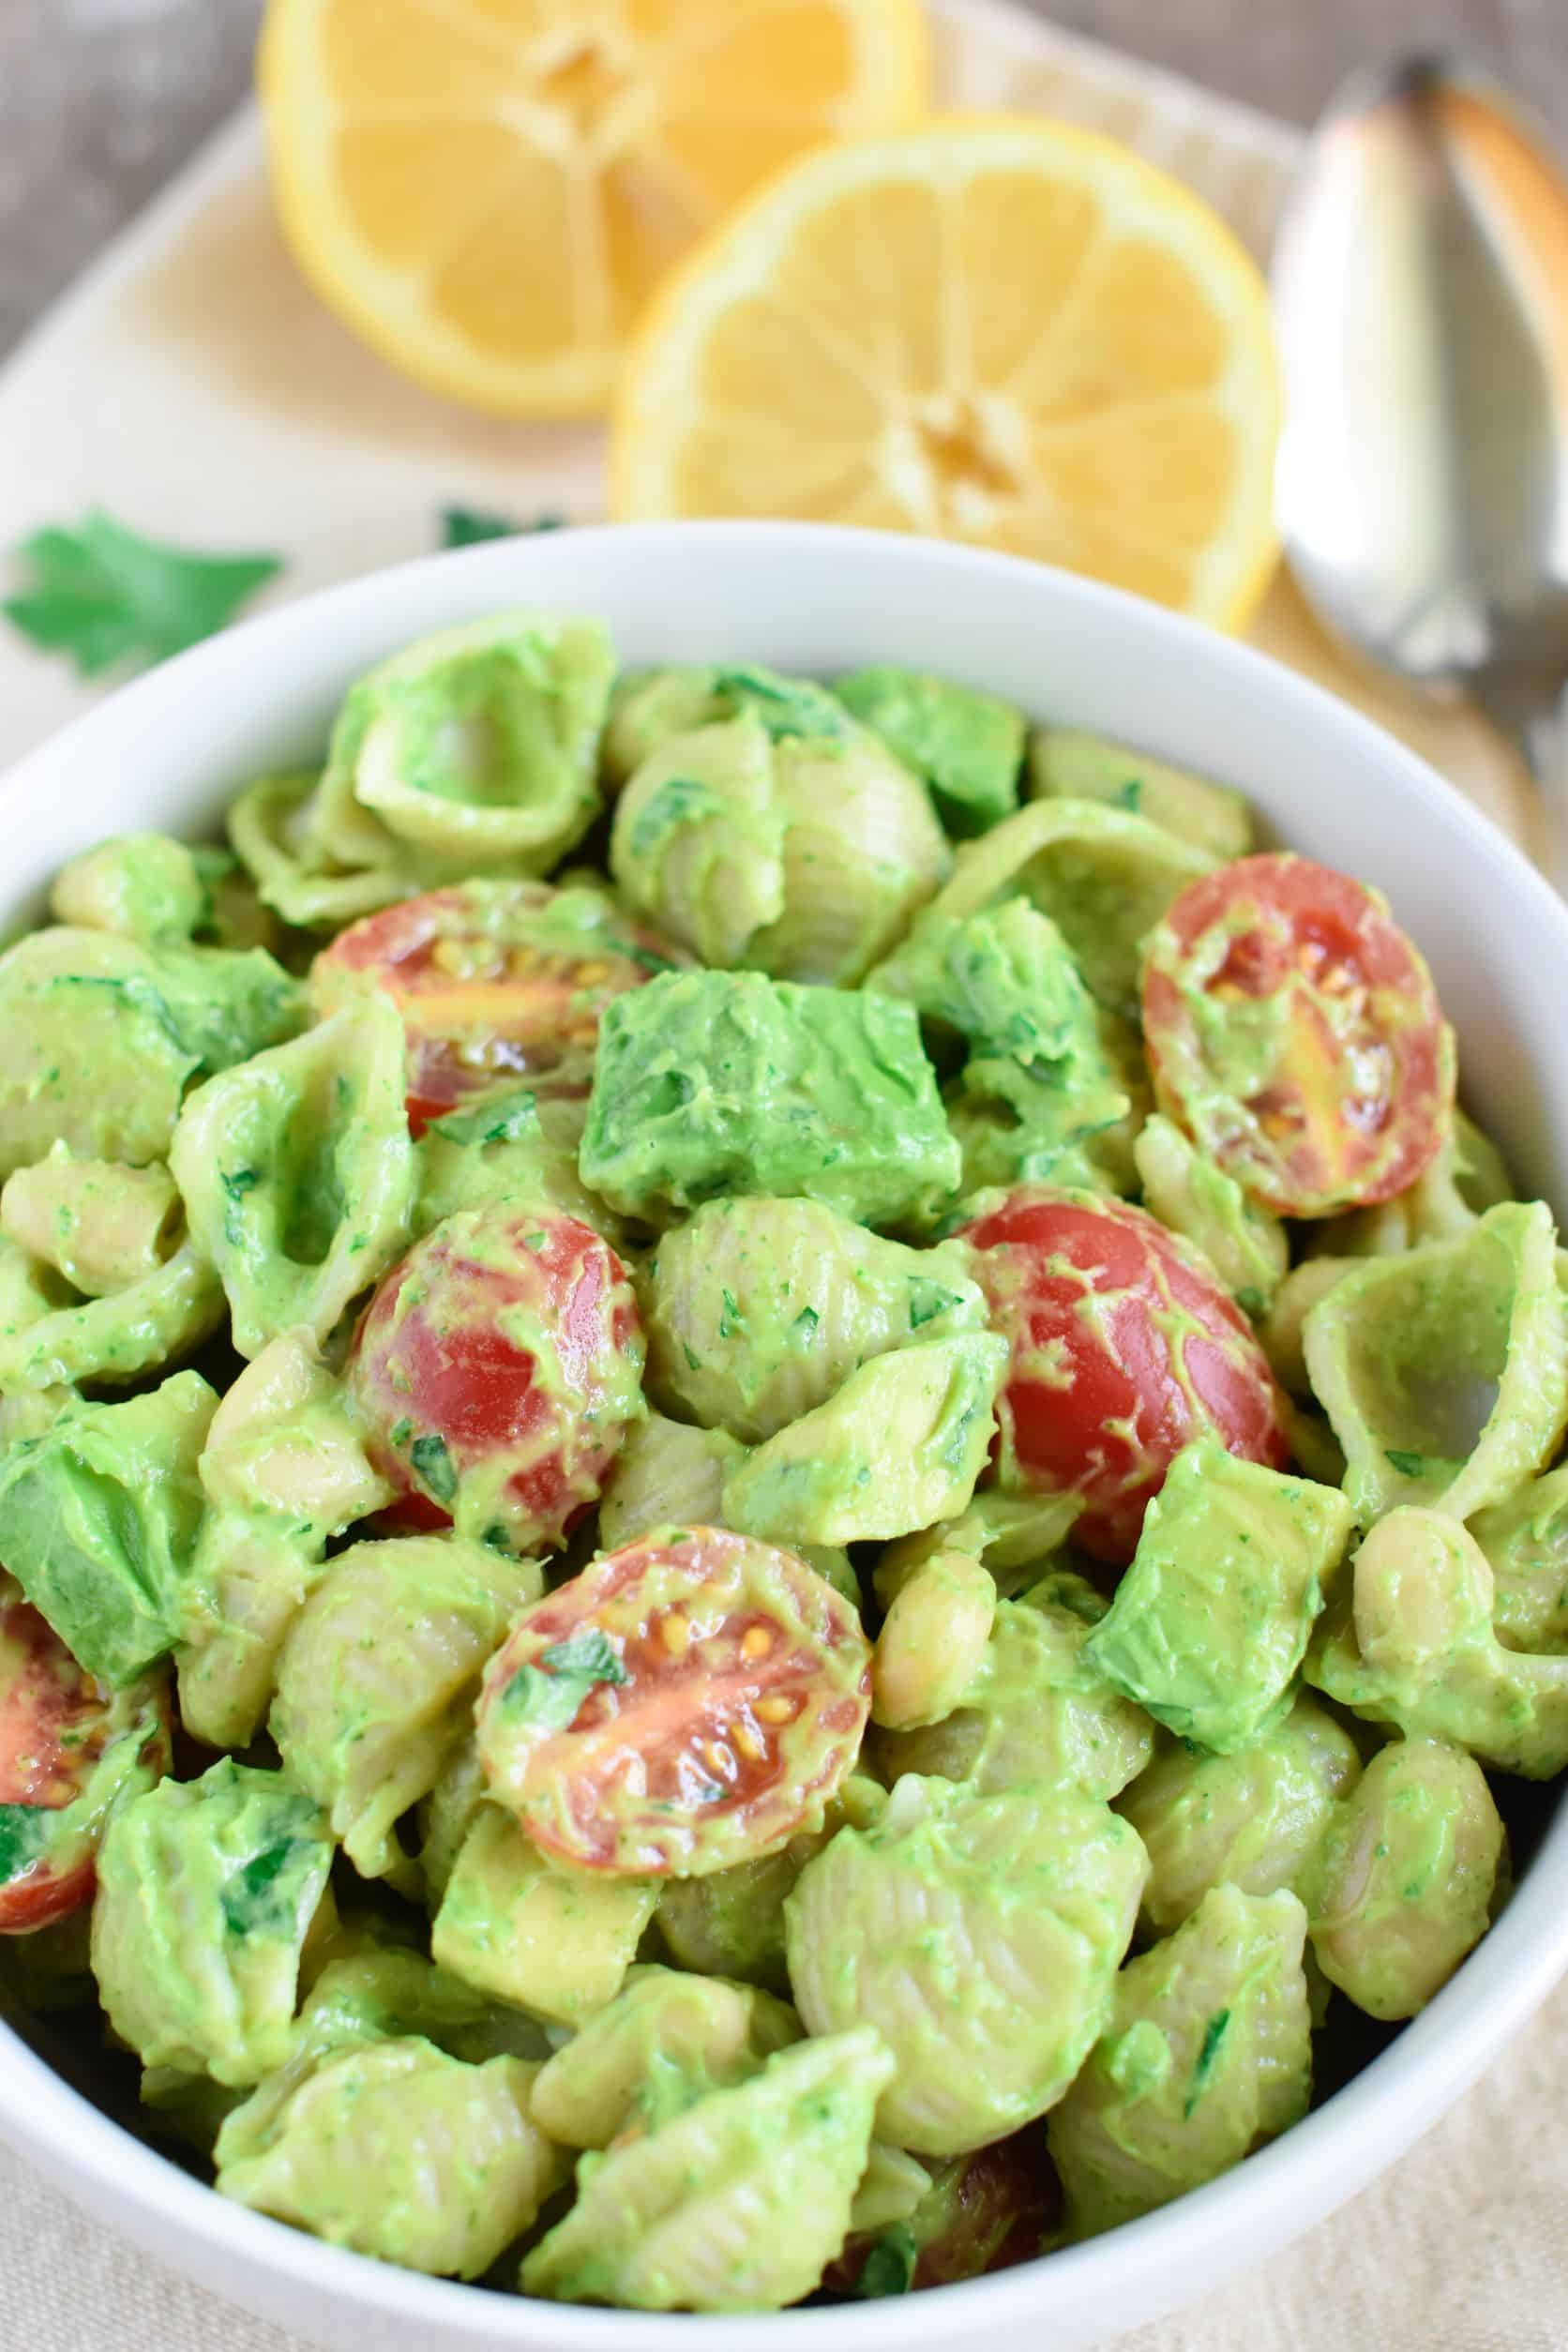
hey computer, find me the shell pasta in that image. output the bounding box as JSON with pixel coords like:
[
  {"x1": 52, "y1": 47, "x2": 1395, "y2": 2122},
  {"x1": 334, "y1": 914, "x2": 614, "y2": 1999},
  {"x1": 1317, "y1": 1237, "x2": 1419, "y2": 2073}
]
[{"x1": 0, "y1": 614, "x2": 1556, "y2": 2313}]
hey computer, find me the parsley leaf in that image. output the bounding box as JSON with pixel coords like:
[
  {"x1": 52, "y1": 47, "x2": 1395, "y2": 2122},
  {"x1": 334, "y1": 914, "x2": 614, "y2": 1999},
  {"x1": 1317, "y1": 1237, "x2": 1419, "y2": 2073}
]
[
  {"x1": 440, "y1": 505, "x2": 566, "y2": 549},
  {"x1": 1184, "y1": 2007, "x2": 1230, "y2": 2118},
  {"x1": 908, "y1": 1276, "x2": 961, "y2": 1329},
  {"x1": 855, "y1": 2224, "x2": 918, "y2": 2298},
  {"x1": 5, "y1": 511, "x2": 281, "y2": 677},
  {"x1": 1384, "y1": 1448, "x2": 1428, "y2": 1477},
  {"x1": 410, "y1": 1431, "x2": 458, "y2": 1503},
  {"x1": 505, "y1": 1627, "x2": 629, "y2": 1733},
  {"x1": 0, "y1": 1804, "x2": 53, "y2": 1886},
  {"x1": 428, "y1": 1087, "x2": 540, "y2": 1147},
  {"x1": 221, "y1": 1836, "x2": 316, "y2": 1940}
]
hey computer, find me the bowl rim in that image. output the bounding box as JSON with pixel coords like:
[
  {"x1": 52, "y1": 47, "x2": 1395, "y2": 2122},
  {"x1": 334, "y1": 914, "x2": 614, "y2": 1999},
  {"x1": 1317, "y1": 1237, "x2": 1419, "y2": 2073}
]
[{"x1": 3, "y1": 518, "x2": 1568, "y2": 2348}]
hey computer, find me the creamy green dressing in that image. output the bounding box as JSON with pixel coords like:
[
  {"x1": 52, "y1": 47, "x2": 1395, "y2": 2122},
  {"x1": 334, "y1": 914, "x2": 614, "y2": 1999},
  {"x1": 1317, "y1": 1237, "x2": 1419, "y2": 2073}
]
[{"x1": 0, "y1": 627, "x2": 1545, "y2": 2313}]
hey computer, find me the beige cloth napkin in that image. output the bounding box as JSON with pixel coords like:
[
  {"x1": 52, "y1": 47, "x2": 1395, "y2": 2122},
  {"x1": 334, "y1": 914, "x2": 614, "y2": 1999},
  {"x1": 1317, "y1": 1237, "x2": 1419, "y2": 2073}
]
[{"x1": 0, "y1": 3, "x2": 1558, "y2": 2346}]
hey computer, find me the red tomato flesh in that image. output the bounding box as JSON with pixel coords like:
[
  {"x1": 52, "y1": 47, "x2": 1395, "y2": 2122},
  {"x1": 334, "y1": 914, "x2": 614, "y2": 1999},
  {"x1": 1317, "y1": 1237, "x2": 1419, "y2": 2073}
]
[
  {"x1": 348, "y1": 1204, "x2": 645, "y2": 1556},
  {"x1": 958, "y1": 1186, "x2": 1289, "y2": 1566},
  {"x1": 475, "y1": 1527, "x2": 871, "y2": 1877},
  {"x1": 313, "y1": 880, "x2": 669, "y2": 1136},
  {"x1": 0, "y1": 1578, "x2": 170, "y2": 1933},
  {"x1": 1141, "y1": 853, "x2": 1454, "y2": 1216}
]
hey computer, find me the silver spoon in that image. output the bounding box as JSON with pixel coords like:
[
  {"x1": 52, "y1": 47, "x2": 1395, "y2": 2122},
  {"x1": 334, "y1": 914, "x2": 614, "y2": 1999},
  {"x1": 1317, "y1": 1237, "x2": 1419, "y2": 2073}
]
[{"x1": 1273, "y1": 53, "x2": 1568, "y2": 882}]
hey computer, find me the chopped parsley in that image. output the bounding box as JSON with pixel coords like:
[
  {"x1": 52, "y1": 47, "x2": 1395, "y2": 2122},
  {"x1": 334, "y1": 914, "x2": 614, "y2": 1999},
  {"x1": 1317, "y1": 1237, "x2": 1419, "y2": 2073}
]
[
  {"x1": 505, "y1": 1627, "x2": 629, "y2": 1733},
  {"x1": 718, "y1": 1287, "x2": 744, "y2": 1338},
  {"x1": 5, "y1": 510, "x2": 280, "y2": 676},
  {"x1": 714, "y1": 665, "x2": 846, "y2": 740},
  {"x1": 1184, "y1": 2007, "x2": 1230, "y2": 2118},
  {"x1": 410, "y1": 1431, "x2": 458, "y2": 1503},
  {"x1": 429, "y1": 1088, "x2": 539, "y2": 1146},
  {"x1": 792, "y1": 1304, "x2": 820, "y2": 1344},
  {"x1": 220, "y1": 1836, "x2": 316, "y2": 1939},
  {"x1": 1384, "y1": 1448, "x2": 1428, "y2": 1477},
  {"x1": 627, "y1": 775, "x2": 729, "y2": 859},
  {"x1": 908, "y1": 1276, "x2": 961, "y2": 1329},
  {"x1": 0, "y1": 1804, "x2": 53, "y2": 1886},
  {"x1": 855, "y1": 2224, "x2": 918, "y2": 2298}
]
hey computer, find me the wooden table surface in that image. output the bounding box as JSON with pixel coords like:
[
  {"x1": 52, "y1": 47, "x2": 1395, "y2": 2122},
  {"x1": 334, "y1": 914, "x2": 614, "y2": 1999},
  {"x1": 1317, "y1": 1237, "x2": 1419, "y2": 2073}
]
[{"x1": 2, "y1": 0, "x2": 1564, "y2": 364}]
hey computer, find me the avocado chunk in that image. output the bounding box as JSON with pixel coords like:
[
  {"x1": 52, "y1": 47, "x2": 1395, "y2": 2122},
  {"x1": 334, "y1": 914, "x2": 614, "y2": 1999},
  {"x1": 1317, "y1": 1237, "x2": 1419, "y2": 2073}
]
[
  {"x1": 869, "y1": 897, "x2": 1129, "y2": 1194},
  {"x1": 1084, "y1": 1442, "x2": 1354, "y2": 1754},
  {"x1": 836, "y1": 666, "x2": 1024, "y2": 837},
  {"x1": 580, "y1": 969, "x2": 960, "y2": 1229},
  {"x1": 0, "y1": 1370, "x2": 217, "y2": 1683},
  {"x1": 722, "y1": 1331, "x2": 1007, "y2": 1545},
  {"x1": 431, "y1": 1803, "x2": 657, "y2": 2026}
]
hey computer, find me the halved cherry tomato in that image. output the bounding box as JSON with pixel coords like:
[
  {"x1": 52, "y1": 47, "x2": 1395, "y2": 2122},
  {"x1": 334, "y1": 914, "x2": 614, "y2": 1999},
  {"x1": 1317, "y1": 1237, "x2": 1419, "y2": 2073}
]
[
  {"x1": 0, "y1": 1576, "x2": 171, "y2": 1933},
  {"x1": 312, "y1": 879, "x2": 672, "y2": 1136},
  {"x1": 958, "y1": 1187, "x2": 1289, "y2": 1566},
  {"x1": 347, "y1": 1203, "x2": 645, "y2": 1556},
  {"x1": 1141, "y1": 853, "x2": 1455, "y2": 1216},
  {"x1": 475, "y1": 1526, "x2": 871, "y2": 1877}
]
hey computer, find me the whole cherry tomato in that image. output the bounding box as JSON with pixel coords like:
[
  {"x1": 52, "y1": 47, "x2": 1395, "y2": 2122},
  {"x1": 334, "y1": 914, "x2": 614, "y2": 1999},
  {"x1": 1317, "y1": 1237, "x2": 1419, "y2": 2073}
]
[
  {"x1": 1141, "y1": 853, "x2": 1454, "y2": 1216},
  {"x1": 958, "y1": 1186, "x2": 1289, "y2": 1565},
  {"x1": 348, "y1": 1203, "x2": 645, "y2": 1556}
]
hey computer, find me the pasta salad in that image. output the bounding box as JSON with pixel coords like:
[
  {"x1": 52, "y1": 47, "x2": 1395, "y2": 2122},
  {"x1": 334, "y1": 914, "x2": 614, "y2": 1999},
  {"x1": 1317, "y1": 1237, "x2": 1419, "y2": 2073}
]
[{"x1": 0, "y1": 611, "x2": 1551, "y2": 2309}]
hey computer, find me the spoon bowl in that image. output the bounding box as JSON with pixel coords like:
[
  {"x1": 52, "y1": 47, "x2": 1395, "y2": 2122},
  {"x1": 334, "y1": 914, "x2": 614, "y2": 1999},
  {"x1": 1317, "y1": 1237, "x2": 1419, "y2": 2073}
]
[{"x1": 1273, "y1": 55, "x2": 1568, "y2": 855}]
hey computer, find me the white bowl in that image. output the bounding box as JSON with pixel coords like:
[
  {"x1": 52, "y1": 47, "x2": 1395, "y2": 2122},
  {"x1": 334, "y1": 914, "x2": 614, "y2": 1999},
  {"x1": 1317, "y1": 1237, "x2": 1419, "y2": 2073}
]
[{"x1": 2, "y1": 521, "x2": 1566, "y2": 2352}]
